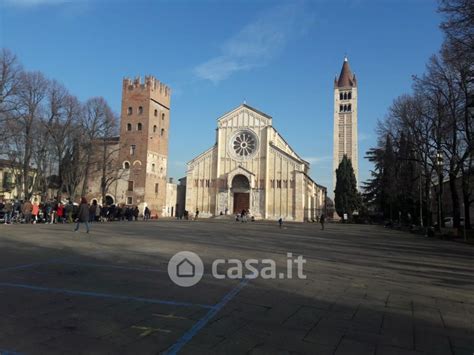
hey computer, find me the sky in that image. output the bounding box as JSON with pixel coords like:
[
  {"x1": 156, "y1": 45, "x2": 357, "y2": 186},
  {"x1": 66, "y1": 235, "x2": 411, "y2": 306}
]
[{"x1": 0, "y1": 0, "x2": 444, "y2": 196}]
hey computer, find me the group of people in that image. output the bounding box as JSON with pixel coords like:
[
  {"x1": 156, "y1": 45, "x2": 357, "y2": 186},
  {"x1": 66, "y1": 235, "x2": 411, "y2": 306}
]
[{"x1": 0, "y1": 197, "x2": 153, "y2": 228}]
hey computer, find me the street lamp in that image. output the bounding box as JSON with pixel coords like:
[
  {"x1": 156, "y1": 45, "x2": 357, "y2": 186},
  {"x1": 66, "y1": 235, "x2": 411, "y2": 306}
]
[{"x1": 435, "y1": 150, "x2": 444, "y2": 232}]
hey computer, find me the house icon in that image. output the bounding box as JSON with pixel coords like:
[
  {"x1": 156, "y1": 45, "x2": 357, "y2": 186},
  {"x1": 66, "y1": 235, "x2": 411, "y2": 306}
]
[{"x1": 176, "y1": 258, "x2": 196, "y2": 278}]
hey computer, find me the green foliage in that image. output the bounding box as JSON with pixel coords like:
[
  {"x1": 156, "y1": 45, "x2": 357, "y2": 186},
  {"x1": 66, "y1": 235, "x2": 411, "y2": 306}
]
[{"x1": 334, "y1": 155, "x2": 360, "y2": 220}]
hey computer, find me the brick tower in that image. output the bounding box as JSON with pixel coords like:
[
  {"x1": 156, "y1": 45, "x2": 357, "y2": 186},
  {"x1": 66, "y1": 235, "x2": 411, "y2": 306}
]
[
  {"x1": 333, "y1": 57, "x2": 358, "y2": 190},
  {"x1": 118, "y1": 76, "x2": 171, "y2": 215}
]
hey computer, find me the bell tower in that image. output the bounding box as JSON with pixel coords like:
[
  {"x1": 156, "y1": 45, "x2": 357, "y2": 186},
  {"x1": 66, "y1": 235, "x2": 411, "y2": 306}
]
[
  {"x1": 118, "y1": 75, "x2": 171, "y2": 215},
  {"x1": 333, "y1": 57, "x2": 358, "y2": 190}
]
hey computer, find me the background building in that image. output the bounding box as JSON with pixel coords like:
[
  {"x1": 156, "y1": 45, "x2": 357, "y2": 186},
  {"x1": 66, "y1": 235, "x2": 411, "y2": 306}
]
[
  {"x1": 185, "y1": 104, "x2": 326, "y2": 221},
  {"x1": 85, "y1": 76, "x2": 172, "y2": 216},
  {"x1": 333, "y1": 57, "x2": 358, "y2": 189}
]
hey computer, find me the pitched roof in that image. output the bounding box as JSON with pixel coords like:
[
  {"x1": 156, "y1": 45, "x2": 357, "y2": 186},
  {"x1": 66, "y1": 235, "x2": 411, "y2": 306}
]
[{"x1": 336, "y1": 57, "x2": 357, "y2": 88}]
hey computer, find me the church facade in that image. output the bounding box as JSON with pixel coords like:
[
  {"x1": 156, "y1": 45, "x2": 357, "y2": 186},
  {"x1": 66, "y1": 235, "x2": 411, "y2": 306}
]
[{"x1": 185, "y1": 104, "x2": 327, "y2": 221}]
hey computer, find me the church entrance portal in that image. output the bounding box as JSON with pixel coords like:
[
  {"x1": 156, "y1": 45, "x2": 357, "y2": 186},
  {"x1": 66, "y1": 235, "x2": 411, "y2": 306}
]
[{"x1": 231, "y1": 174, "x2": 250, "y2": 214}]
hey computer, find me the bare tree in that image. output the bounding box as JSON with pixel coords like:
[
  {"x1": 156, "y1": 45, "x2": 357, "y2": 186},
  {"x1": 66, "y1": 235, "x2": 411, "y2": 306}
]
[{"x1": 7, "y1": 71, "x2": 49, "y2": 200}]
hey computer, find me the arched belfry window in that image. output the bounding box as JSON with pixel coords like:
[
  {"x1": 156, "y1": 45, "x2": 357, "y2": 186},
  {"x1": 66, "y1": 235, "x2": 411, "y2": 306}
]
[
  {"x1": 344, "y1": 104, "x2": 347, "y2": 112},
  {"x1": 138, "y1": 106, "x2": 143, "y2": 115},
  {"x1": 348, "y1": 104, "x2": 352, "y2": 111},
  {"x1": 339, "y1": 105, "x2": 343, "y2": 112},
  {"x1": 348, "y1": 92, "x2": 352, "y2": 100},
  {"x1": 137, "y1": 123, "x2": 142, "y2": 131},
  {"x1": 127, "y1": 123, "x2": 132, "y2": 131},
  {"x1": 127, "y1": 107, "x2": 132, "y2": 115},
  {"x1": 339, "y1": 93, "x2": 343, "y2": 100},
  {"x1": 343, "y1": 92, "x2": 347, "y2": 100}
]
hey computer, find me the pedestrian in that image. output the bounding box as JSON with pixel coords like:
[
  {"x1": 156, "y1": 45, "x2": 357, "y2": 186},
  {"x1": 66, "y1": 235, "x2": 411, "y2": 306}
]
[
  {"x1": 22, "y1": 199, "x2": 33, "y2": 224},
  {"x1": 320, "y1": 213, "x2": 325, "y2": 230},
  {"x1": 133, "y1": 206, "x2": 139, "y2": 221},
  {"x1": 278, "y1": 217, "x2": 283, "y2": 229},
  {"x1": 66, "y1": 200, "x2": 74, "y2": 223},
  {"x1": 4, "y1": 200, "x2": 12, "y2": 225},
  {"x1": 95, "y1": 203, "x2": 101, "y2": 222},
  {"x1": 74, "y1": 197, "x2": 90, "y2": 233},
  {"x1": 57, "y1": 203, "x2": 64, "y2": 223},
  {"x1": 89, "y1": 200, "x2": 97, "y2": 222},
  {"x1": 195, "y1": 209, "x2": 199, "y2": 221},
  {"x1": 32, "y1": 199, "x2": 40, "y2": 224},
  {"x1": 144, "y1": 206, "x2": 150, "y2": 221}
]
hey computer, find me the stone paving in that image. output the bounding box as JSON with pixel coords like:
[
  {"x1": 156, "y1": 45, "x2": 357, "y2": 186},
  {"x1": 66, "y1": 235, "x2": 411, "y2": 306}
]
[{"x1": 0, "y1": 220, "x2": 473, "y2": 354}]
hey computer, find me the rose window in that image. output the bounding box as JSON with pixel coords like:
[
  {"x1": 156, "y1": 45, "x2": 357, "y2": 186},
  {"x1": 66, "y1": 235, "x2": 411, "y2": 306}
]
[{"x1": 231, "y1": 130, "x2": 258, "y2": 158}]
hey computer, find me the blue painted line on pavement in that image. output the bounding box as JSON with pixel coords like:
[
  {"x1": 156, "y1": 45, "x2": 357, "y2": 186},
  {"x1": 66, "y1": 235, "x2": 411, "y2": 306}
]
[
  {"x1": 0, "y1": 282, "x2": 214, "y2": 309},
  {"x1": 0, "y1": 256, "x2": 70, "y2": 272},
  {"x1": 164, "y1": 278, "x2": 250, "y2": 355},
  {"x1": 0, "y1": 349, "x2": 22, "y2": 355}
]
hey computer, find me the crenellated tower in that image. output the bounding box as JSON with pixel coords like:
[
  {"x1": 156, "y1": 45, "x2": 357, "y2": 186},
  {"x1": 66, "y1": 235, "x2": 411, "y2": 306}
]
[
  {"x1": 333, "y1": 57, "x2": 358, "y2": 191},
  {"x1": 118, "y1": 75, "x2": 171, "y2": 215}
]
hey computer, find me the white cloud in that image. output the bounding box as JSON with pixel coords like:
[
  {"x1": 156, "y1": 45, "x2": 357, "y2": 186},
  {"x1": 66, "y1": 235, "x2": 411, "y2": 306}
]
[
  {"x1": 4, "y1": 0, "x2": 71, "y2": 6},
  {"x1": 194, "y1": 2, "x2": 314, "y2": 83},
  {"x1": 358, "y1": 132, "x2": 372, "y2": 141},
  {"x1": 303, "y1": 155, "x2": 332, "y2": 165}
]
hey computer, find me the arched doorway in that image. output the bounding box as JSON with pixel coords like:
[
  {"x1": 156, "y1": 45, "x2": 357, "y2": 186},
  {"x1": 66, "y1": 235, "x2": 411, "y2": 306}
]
[
  {"x1": 105, "y1": 195, "x2": 114, "y2": 206},
  {"x1": 232, "y1": 174, "x2": 250, "y2": 214}
]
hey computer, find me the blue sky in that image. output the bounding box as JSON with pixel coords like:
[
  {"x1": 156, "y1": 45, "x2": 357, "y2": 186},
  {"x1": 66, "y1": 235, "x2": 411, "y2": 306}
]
[{"x1": 0, "y1": 0, "x2": 443, "y2": 196}]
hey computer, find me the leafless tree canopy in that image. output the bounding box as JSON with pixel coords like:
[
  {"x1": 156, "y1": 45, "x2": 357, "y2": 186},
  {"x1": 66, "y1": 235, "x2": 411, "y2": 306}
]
[{"x1": 0, "y1": 49, "x2": 120, "y2": 203}]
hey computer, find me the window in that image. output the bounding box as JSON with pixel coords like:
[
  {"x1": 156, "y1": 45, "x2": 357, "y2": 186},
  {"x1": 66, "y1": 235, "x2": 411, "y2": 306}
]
[
  {"x1": 277, "y1": 180, "x2": 282, "y2": 188},
  {"x1": 155, "y1": 183, "x2": 159, "y2": 193},
  {"x1": 339, "y1": 105, "x2": 343, "y2": 112},
  {"x1": 128, "y1": 180, "x2": 134, "y2": 191},
  {"x1": 127, "y1": 197, "x2": 133, "y2": 205},
  {"x1": 343, "y1": 92, "x2": 347, "y2": 100},
  {"x1": 138, "y1": 106, "x2": 143, "y2": 115},
  {"x1": 161, "y1": 113, "x2": 165, "y2": 121},
  {"x1": 161, "y1": 128, "x2": 165, "y2": 136},
  {"x1": 130, "y1": 145, "x2": 136, "y2": 155},
  {"x1": 348, "y1": 92, "x2": 352, "y2": 100},
  {"x1": 152, "y1": 163, "x2": 155, "y2": 172},
  {"x1": 153, "y1": 125, "x2": 157, "y2": 133},
  {"x1": 348, "y1": 104, "x2": 351, "y2": 111},
  {"x1": 127, "y1": 123, "x2": 132, "y2": 131},
  {"x1": 339, "y1": 93, "x2": 343, "y2": 100},
  {"x1": 154, "y1": 109, "x2": 158, "y2": 117},
  {"x1": 127, "y1": 107, "x2": 132, "y2": 115},
  {"x1": 123, "y1": 161, "x2": 130, "y2": 169},
  {"x1": 137, "y1": 123, "x2": 142, "y2": 131}
]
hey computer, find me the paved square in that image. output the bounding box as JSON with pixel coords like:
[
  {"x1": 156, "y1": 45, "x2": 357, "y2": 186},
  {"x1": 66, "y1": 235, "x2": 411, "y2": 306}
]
[{"x1": 0, "y1": 220, "x2": 473, "y2": 354}]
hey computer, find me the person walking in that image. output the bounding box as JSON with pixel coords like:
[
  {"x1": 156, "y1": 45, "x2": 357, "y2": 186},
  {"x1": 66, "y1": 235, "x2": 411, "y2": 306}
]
[
  {"x1": 95, "y1": 203, "x2": 101, "y2": 222},
  {"x1": 144, "y1": 206, "x2": 150, "y2": 221},
  {"x1": 66, "y1": 200, "x2": 74, "y2": 223},
  {"x1": 278, "y1": 217, "x2": 283, "y2": 229},
  {"x1": 32, "y1": 200, "x2": 40, "y2": 224},
  {"x1": 4, "y1": 200, "x2": 12, "y2": 225},
  {"x1": 89, "y1": 200, "x2": 97, "y2": 223},
  {"x1": 57, "y1": 203, "x2": 64, "y2": 223},
  {"x1": 74, "y1": 197, "x2": 90, "y2": 233},
  {"x1": 22, "y1": 200, "x2": 33, "y2": 224},
  {"x1": 320, "y1": 213, "x2": 326, "y2": 230},
  {"x1": 195, "y1": 209, "x2": 199, "y2": 221}
]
